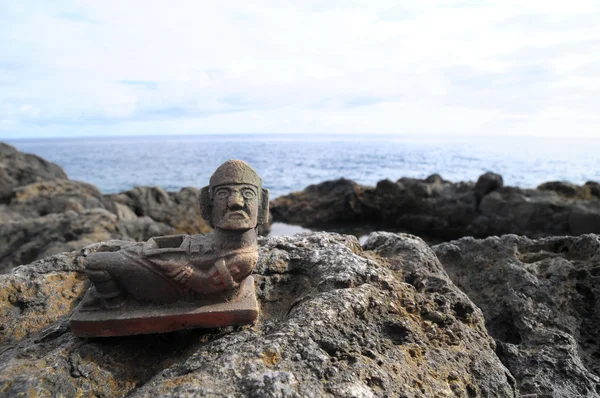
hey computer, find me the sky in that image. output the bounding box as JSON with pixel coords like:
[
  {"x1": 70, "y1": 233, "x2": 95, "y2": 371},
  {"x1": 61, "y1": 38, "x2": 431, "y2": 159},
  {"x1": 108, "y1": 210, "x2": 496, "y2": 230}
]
[{"x1": 1, "y1": 1, "x2": 599, "y2": 139}]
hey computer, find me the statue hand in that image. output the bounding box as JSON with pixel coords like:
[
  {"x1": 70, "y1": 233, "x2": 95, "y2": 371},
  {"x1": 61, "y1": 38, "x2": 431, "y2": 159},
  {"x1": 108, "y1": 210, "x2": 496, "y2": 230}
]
[{"x1": 159, "y1": 264, "x2": 193, "y2": 285}]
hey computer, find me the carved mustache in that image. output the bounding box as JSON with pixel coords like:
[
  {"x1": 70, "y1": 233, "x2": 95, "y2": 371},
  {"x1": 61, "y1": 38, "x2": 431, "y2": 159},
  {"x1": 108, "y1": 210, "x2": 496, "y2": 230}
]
[
  {"x1": 222, "y1": 205, "x2": 251, "y2": 218},
  {"x1": 226, "y1": 209, "x2": 249, "y2": 219}
]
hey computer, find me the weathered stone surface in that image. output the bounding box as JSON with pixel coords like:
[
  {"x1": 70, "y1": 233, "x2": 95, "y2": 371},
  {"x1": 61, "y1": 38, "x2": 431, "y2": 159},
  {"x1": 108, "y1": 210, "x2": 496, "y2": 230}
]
[
  {"x1": 8, "y1": 179, "x2": 117, "y2": 217},
  {"x1": 434, "y1": 234, "x2": 600, "y2": 397},
  {"x1": 0, "y1": 251, "x2": 86, "y2": 345},
  {"x1": 585, "y1": 181, "x2": 600, "y2": 199},
  {"x1": 117, "y1": 215, "x2": 174, "y2": 242},
  {"x1": 0, "y1": 143, "x2": 67, "y2": 202},
  {"x1": 0, "y1": 209, "x2": 126, "y2": 273},
  {"x1": 474, "y1": 172, "x2": 503, "y2": 204},
  {"x1": 538, "y1": 180, "x2": 596, "y2": 200},
  {"x1": 0, "y1": 143, "x2": 199, "y2": 271},
  {"x1": 0, "y1": 209, "x2": 174, "y2": 273},
  {"x1": 269, "y1": 178, "x2": 376, "y2": 226},
  {"x1": 271, "y1": 174, "x2": 600, "y2": 242},
  {"x1": 0, "y1": 232, "x2": 516, "y2": 397},
  {"x1": 108, "y1": 186, "x2": 212, "y2": 235}
]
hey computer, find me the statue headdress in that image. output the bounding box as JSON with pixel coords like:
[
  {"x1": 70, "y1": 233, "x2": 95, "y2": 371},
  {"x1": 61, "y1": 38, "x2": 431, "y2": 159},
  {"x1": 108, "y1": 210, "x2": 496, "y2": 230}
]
[{"x1": 200, "y1": 160, "x2": 269, "y2": 226}]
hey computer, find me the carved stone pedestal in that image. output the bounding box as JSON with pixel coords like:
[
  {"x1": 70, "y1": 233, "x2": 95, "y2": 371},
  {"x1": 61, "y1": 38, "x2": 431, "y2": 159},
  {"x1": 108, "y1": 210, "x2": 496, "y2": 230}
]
[{"x1": 70, "y1": 277, "x2": 259, "y2": 337}]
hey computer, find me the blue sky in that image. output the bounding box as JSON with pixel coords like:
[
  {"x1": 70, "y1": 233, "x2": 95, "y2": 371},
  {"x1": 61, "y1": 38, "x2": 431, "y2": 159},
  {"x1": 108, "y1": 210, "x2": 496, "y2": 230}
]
[{"x1": 1, "y1": 1, "x2": 599, "y2": 138}]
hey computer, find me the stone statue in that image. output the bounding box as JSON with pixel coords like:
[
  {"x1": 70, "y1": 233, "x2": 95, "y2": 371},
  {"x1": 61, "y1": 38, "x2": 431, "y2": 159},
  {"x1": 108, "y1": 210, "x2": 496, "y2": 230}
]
[{"x1": 70, "y1": 160, "x2": 269, "y2": 337}]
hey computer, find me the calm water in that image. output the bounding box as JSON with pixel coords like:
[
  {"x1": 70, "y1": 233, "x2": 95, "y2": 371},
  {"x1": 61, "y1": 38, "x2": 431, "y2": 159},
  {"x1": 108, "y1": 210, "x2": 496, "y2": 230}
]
[{"x1": 6, "y1": 134, "x2": 600, "y2": 199}]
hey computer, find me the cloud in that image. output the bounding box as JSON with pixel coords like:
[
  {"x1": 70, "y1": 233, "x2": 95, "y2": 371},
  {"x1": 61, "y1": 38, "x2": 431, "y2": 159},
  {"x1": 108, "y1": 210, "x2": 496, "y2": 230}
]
[{"x1": 0, "y1": 0, "x2": 599, "y2": 138}]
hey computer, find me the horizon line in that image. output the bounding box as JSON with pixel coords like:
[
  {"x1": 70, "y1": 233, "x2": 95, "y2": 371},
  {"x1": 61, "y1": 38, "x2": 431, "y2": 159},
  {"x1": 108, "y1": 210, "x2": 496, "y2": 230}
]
[{"x1": 3, "y1": 132, "x2": 599, "y2": 141}]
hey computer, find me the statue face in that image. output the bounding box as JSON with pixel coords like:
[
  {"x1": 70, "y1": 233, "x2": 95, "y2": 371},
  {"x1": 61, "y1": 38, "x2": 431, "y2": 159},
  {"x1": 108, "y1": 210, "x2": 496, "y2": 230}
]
[{"x1": 211, "y1": 184, "x2": 259, "y2": 230}]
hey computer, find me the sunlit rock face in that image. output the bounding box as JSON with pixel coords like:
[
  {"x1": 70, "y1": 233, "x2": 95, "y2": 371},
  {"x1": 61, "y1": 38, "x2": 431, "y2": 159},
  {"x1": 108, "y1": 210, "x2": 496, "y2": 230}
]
[{"x1": 0, "y1": 232, "x2": 516, "y2": 397}]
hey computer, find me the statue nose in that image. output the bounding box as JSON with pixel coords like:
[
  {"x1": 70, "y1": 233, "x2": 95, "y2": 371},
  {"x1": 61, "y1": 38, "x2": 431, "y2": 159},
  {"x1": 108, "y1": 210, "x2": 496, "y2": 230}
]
[{"x1": 228, "y1": 192, "x2": 244, "y2": 208}]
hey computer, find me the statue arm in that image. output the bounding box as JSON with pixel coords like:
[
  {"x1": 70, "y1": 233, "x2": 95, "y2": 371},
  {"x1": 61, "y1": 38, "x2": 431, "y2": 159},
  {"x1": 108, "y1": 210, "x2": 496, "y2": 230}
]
[{"x1": 185, "y1": 251, "x2": 257, "y2": 294}]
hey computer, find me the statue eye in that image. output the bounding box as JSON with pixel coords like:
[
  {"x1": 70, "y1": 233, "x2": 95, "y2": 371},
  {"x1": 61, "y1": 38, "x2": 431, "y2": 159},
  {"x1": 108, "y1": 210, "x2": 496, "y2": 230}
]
[
  {"x1": 242, "y1": 189, "x2": 256, "y2": 199},
  {"x1": 216, "y1": 190, "x2": 229, "y2": 198}
]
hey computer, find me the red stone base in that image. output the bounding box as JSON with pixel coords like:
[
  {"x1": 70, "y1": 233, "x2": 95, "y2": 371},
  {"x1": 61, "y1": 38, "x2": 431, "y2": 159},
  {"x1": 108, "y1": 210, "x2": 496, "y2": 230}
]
[{"x1": 70, "y1": 276, "x2": 259, "y2": 337}]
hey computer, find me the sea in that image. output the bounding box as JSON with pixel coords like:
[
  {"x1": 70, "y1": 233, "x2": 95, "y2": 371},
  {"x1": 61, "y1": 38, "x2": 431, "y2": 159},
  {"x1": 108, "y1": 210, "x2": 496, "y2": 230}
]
[{"x1": 6, "y1": 134, "x2": 600, "y2": 200}]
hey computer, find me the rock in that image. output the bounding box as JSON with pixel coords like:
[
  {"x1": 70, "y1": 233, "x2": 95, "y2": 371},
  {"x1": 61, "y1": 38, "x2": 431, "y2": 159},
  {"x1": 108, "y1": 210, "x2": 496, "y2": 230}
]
[
  {"x1": 0, "y1": 251, "x2": 86, "y2": 345},
  {"x1": 585, "y1": 181, "x2": 600, "y2": 199},
  {"x1": 0, "y1": 143, "x2": 208, "y2": 271},
  {"x1": 0, "y1": 232, "x2": 516, "y2": 397},
  {"x1": 424, "y1": 174, "x2": 446, "y2": 184},
  {"x1": 270, "y1": 178, "x2": 373, "y2": 226},
  {"x1": 478, "y1": 188, "x2": 573, "y2": 237},
  {"x1": 271, "y1": 173, "x2": 600, "y2": 242},
  {"x1": 569, "y1": 202, "x2": 600, "y2": 235},
  {"x1": 434, "y1": 234, "x2": 600, "y2": 397},
  {"x1": 8, "y1": 179, "x2": 117, "y2": 217},
  {"x1": 538, "y1": 181, "x2": 594, "y2": 200},
  {"x1": 0, "y1": 208, "x2": 177, "y2": 272},
  {"x1": 108, "y1": 186, "x2": 211, "y2": 235},
  {"x1": 475, "y1": 172, "x2": 503, "y2": 203},
  {"x1": 0, "y1": 142, "x2": 67, "y2": 202},
  {"x1": 0, "y1": 205, "x2": 25, "y2": 223},
  {"x1": 0, "y1": 209, "x2": 128, "y2": 272},
  {"x1": 118, "y1": 216, "x2": 174, "y2": 242},
  {"x1": 113, "y1": 202, "x2": 137, "y2": 221}
]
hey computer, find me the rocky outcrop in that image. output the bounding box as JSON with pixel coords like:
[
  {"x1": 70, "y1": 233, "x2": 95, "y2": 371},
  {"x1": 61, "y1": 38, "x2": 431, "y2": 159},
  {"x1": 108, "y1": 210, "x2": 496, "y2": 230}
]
[
  {"x1": 0, "y1": 142, "x2": 67, "y2": 202},
  {"x1": 0, "y1": 232, "x2": 516, "y2": 397},
  {"x1": 0, "y1": 179, "x2": 176, "y2": 272},
  {"x1": 0, "y1": 142, "x2": 272, "y2": 272},
  {"x1": 267, "y1": 178, "x2": 370, "y2": 226},
  {"x1": 271, "y1": 174, "x2": 600, "y2": 242},
  {"x1": 538, "y1": 181, "x2": 598, "y2": 200},
  {"x1": 0, "y1": 209, "x2": 174, "y2": 272},
  {"x1": 0, "y1": 144, "x2": 201, "y2": 272},
  {"x1": 434, "y1": 234, "x2": 600, "y2": 397},
  {"x1": 9, "y1": 179, "x2": 117, "y2": 217},
  {"x1": 107, "y1": 186, "x2": 211, "y2": 235}
]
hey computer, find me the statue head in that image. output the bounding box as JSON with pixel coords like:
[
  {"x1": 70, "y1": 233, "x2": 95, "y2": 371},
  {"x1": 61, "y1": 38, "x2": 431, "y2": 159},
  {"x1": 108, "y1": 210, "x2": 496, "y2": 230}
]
[{"x1": 200, "y1": 160, "x2": 269, "y2": 230}]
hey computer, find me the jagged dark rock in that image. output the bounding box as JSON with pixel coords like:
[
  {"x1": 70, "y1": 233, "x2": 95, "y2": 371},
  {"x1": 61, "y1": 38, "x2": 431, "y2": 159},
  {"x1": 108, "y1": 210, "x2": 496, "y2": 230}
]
[
  {"x1": 0, "y1": 142, "x2": 67, "y2": 202},
  {"x1": 0, "y1": 232, "x2": 517, "y2": 397},
  {"x1": 268, "y1": 178, "x2": 369, "y2": 226},
  {"x1": 8, "y1": 179, "x2": 117, "y2": 217},
  {"x1": 106, "y1": 186, "x2": 211, "y2": 236},
  {"x1": 475, "y1": 172, "x2": 503, "y2": 204},
  {"x1": 0, "y1": 143, "x2": 206, "y2": 271},
  {"x1": 537, "y1": 180, "x2": 597, "y2": 200},
  {"x1": 585, "y1": 181, "x2": 600, "y2": 198},
  {"x1": 0, "y1": 209, "x2": 169, "y2": 273},
  {"x1": 271, "y1": 175, "x2": 600, "y2": 242},
  {"x1": 434, "y1": 234, "x2": 600, "y2": 397}
]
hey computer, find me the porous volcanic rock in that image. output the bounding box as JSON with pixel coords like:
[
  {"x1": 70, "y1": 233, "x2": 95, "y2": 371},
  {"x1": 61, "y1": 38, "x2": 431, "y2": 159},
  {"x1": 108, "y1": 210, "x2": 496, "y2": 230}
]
[
  {"x1": 271, "y1": 175, "x2": 600, "y2": 241},
  {"x1": 434, "y1": 234, "x2": 600, "y2": 397},
  {"x1": 0, "y1": 232, "x2": 516, "y2": 397},
  {"x1": 0, "y1": 143, "x2": 67, "y2": 202}
]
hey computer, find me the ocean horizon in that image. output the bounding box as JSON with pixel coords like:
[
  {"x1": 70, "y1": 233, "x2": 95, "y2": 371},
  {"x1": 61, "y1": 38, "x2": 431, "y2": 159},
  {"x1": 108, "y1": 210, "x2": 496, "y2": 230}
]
[{"x1": 5, "y1": 134, "x2": 599, "y2": 199}]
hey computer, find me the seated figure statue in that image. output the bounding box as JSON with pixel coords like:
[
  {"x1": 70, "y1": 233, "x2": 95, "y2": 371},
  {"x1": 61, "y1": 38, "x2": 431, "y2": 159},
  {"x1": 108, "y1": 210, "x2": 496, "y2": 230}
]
[{"x1": 70, "y1": 160, "x2": 269, "y2": 337}]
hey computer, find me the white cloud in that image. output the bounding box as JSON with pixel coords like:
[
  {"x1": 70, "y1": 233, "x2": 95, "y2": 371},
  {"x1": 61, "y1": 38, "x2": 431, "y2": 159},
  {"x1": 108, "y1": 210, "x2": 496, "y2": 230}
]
[{"x1": 0, "y1": 0, "x2": 599, "y2": 137}]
